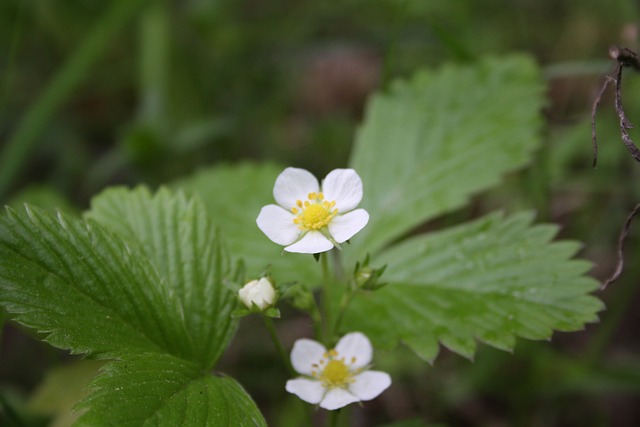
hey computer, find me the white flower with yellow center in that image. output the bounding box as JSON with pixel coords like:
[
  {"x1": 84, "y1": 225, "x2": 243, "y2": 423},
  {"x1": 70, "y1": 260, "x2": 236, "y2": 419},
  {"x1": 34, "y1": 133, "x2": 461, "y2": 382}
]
[
  {"x1": 285, "y1": 332, "x2": 391, "y2": 410},
  {"x1": 256, "y1": 167, "x2": 369, "y2": 254}
]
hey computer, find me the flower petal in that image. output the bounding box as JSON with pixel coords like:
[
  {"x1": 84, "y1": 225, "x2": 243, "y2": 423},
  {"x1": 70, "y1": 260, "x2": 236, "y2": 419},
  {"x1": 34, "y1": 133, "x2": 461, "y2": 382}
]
[
  {"x1": 321, "y1": 169, "x2": 363, "y2": 212},
  {"x1": 273, "y1": 167, "x2": 319, "y2": 210},
  {"x1": 319, "y1": 388, "x2": 360, "y2": 410},
  {"x1": 334, "y1": 332, "x2": 372, "y2": 369},
  {"x1": 327, "y1": 209, "x2": 369, "y2": 244},
  {"x1": 290, "y1": 338, "x2": 326, "y2": 375},
  {"x1": 286, "y1": 378, "x2": 325, "y2": 404},
  {"x1": 256, "y1": 205, "x2": 300, "y2": 245},
  {"x1": 284, "y1": 231, "x2": 333, "y2": 254},
  {"x1": 349, "y1": 371, "x2": 392, "y2": 401}
]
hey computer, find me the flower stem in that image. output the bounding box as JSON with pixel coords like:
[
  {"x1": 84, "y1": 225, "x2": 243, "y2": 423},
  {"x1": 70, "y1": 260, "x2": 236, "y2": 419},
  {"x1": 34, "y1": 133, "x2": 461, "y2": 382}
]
[
  {"x1": 263, "y1": 316, "x2": 294, "y2": 375},
  {"x1": 327, "y1": 408, "x2": 341, "y2": 427},
  {"x1": 332, "y1": 288, "x2": 356, "y2": 338},
  {"x1": 321, "y1": 252, "x2": 333, "y2": 345}
]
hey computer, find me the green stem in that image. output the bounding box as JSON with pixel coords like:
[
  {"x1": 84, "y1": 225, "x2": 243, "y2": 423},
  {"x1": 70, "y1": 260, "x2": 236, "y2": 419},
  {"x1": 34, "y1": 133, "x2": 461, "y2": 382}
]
[
  {"x1": 0, "y1": 0, "x2": 149, "y2": 201},
  {"x1": 310, "y1": 298, "x2": 324, "y2": 344},
  {"x1": 327, "y1": 408, "x2": 341, "y2": 427},
  {"x1": 321, "y1": 252, "x2": 333, "y2": 345},
  {"x1": 332, "y1": 288, "x2": 356, "y2": 337},
  {"x1": 263, "y1": 316, "x2": 294, "y2": 375}
]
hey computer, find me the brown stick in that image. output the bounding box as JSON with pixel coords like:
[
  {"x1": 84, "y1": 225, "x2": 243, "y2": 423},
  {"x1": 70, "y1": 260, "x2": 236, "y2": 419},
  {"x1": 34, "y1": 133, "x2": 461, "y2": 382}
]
[
  {"x1": 602, "y1": 202, "x2": 640, "y2": 289},
  {"x1": 591, "y1": 46, "x2": 640, "y2": 289},
  {"x1": 591, "y1": 74, "x2": 613, "y2": 167},
  {"x1": 612, "y1": 62, "x2": 640, "y2": 163}
]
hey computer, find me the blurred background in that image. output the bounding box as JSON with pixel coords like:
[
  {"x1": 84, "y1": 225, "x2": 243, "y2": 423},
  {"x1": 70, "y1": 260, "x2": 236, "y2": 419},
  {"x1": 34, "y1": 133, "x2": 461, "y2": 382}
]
[{"x1": 1, "y1": 0, "x2": 640, "y2": 426}]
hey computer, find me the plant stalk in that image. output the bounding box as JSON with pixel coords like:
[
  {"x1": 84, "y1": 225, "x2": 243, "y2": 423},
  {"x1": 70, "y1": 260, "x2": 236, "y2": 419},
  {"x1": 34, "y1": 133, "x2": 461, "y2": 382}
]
[{"x1": 263, "y1": 316, "x2": 294, "y2": 375}]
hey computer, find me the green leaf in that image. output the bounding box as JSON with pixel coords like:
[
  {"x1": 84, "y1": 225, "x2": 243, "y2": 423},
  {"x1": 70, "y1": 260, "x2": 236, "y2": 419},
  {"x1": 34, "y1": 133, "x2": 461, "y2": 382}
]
[
  {"x1": 76, "y1": 353, "x2": 266, "y2": 427},
  {"x1": 343, "y1": 212, "x2": 603, "y2": 362},
  {"x1": 0, "y1": 206, "x2": 189, "y2": 358},
  {"x1": 86, "y1": 187, "x2": 236, "y2": 368},
  {"x1": 349, "y1": 55, "x2": 545, "y2": 256},
  {"x1": 173, "y1": 162, "x2": 321, "y2": 285}
]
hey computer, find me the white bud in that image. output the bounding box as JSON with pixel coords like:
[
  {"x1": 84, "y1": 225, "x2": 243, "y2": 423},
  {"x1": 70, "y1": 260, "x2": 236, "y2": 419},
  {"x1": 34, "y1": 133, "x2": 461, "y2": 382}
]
[{"x1": 239, "y1": 277, "x2": 276, "y2": 311}]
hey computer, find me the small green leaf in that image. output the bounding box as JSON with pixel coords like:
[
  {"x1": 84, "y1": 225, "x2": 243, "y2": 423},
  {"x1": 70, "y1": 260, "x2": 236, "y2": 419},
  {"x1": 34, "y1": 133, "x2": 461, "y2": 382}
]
[
  {"x1": 173, "y1": 162, "x2": 321, "y2": 284},
  {"x1": 349, "y1": 55, "x2": 545, "y2": 257},
  {"x1": 343, "y1": 212, "x2": 603, "y2": 362},
  {"x1": 86, "y1": 187, "x2": 237, "y2": 368},
  {"x1": 0, "y1": 206, "x2": 188, "y2": 358},
  {"x1": 76, "y1": 353, "x2": 266, "y2": 427}
]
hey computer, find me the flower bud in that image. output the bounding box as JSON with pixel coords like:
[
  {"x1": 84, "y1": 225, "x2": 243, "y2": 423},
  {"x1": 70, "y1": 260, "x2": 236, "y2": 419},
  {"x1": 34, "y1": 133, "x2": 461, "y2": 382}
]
[
  {"x1": 353, "y1": 255, "x2": 387, "y2": 291},
  {"x1": 239, "y1": 277, "x2": 277, "y2": 311}
]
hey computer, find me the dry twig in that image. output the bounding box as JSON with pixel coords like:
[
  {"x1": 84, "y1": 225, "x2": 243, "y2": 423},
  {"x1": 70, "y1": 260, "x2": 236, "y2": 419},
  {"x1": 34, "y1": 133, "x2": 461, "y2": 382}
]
[
  {"x1": 602, "y1": 202, "x2": 640, "y2": 290},
  {"x1": 591, "y1": 46, "x2": 640, "y2": 167},
  {"x1": 591, "y1": 46, "x2": 640, "y2": 289}
]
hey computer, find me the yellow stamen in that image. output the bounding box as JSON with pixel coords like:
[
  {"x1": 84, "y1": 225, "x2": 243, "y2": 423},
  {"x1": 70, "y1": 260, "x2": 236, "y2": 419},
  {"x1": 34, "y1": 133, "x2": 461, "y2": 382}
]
[
  {"x1": 292, "y1": 192, "x2": 338, "y2": 231},
  {"x1": 319, "y1": 359, "x2": 353, "y2": 388}
]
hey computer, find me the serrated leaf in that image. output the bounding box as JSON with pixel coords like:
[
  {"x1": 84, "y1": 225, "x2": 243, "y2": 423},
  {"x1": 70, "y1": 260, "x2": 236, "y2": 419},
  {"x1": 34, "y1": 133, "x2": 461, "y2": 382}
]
[
  {"x1": 0, "y1": 206, "x2": 189, "y2": 358},
  {"x1": 349, "y1": 55, "x2": 545, "y2": 256},
  {"x1": 173, "y1": 162, "x2": 321, "y2": 284},
  {"x1": 343, "y1": 212, "x2": 604, "y2": 362},
  {"x1": 86, "y1": 187, "x2": 236, "y2": 368},
  {"x1": 75, "y1": 353, "x2": 266, "y2": 427}
]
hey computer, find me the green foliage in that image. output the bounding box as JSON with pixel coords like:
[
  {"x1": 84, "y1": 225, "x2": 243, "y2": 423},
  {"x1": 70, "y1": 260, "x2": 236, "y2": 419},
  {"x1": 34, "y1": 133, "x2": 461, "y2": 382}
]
[
  {"x1": 0, "y1": 206, "x2": 179, "y2": 358},
  {"x1": 343, "y1": 212, "x2": 603, "y2": 362},
  {"x1": 0, "y1": 188, "x2": 264, "y2": 425},
  {"x1": 171, "y1": 56, "x2": 603, "y2": 365},
  {"x1": 86, "y1": 187, "x2": 237, "y2": 368},
  {"x1": 76, "y1": 353, "x2": 265, "y2": 426},
  {"x1": 174, "y1": 163, "x2": 321, "y2": 284},
  {"x1": 0, "y1": 52, "x2": 607, "y2": 424},
  {"x1": 321, "y1": 54, "x2": 604, "y2": 361},
  {"x1": 349, "y1": 55, "x2": 545, "y2": 257}
]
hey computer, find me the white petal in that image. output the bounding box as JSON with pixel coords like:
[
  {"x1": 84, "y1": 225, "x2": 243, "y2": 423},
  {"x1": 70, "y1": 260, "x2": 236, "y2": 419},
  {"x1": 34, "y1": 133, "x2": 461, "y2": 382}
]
[
  {"x1": 256, "y1": 205, "x2": 300, "y2": 246},
  {"x1": 334, "y1": 332, "x2": 372, "y2": 369},
  {"x1": 321, "y1": 169, "x2": 363, "y2": 212},
  {"x1": 319, "y1": 388, "x2": 360, "y2": 410},
  {"x1": 327, "y1": 209, "x2": 369, "y2": 244},
  {"x1": 286, "y1": 378, "x2": 325, "y2": 404},
  {"x1": 290, "y1": 338, "x2": 326, "y2": 375},
  {"x1": 349, "y1": 371, "x2": 391, "y2": 401},
  {"x1": 284, "y1": 231, "x2": 333, "y2": 254},
  {"x1": 273, "y1": 167, "x2": 319, "y2": 210}
]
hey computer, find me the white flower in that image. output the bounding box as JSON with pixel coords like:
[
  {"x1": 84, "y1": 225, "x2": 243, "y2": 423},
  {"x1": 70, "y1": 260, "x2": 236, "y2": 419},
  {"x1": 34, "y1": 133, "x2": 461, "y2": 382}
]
[
  {"x1": 238, "y1": 278, "x2": 276, "y2": 311},
  {"x1": 256, "y1": 167, "x2": 369, "y2": 254},
  {"x1": 285, "y1": 332, "x2": 391, "y2": 410}
]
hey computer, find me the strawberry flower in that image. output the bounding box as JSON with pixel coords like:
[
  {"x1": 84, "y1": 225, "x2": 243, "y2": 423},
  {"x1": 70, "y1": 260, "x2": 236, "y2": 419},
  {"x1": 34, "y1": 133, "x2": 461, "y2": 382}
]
[
  {"x1": 256, "y1": 167, "x2": 369, "y2": 254},
  {"x1": 285, "y1": 332, "x2": 391, "y2": 410}
]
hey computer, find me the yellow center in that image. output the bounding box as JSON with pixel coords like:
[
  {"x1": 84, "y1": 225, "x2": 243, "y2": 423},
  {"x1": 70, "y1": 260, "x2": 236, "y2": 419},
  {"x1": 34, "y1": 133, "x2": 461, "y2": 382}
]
[
  {"x1": 291, "y1": 192, "x2": 338, "y2": 231},
  {"x1": 319, "y1": 359, "x2": 353, "y2": 388},
  {"x1": 310, "y1": 349, "x2": 358, "y2": 389}
]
